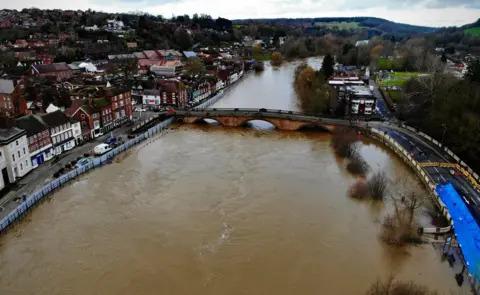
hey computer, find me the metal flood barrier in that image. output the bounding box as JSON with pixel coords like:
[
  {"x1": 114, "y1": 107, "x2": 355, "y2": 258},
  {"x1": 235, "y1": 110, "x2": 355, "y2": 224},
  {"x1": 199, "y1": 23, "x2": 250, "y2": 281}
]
[{"x1": 0, "y1": 117, "x2": 174, "y2": 233}]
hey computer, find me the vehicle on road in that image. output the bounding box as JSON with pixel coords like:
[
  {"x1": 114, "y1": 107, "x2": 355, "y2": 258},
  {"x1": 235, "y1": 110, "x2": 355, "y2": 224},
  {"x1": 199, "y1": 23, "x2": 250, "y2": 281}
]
[
  {"x1": 94, "y1": 143, "x2": 112, "y2": 156},
  {"x1": 134, "y1": 107, "x2": 147, "y2": 112},
  {"x1": 75, "y1": 158, "x2": 91, "y2": 169}
]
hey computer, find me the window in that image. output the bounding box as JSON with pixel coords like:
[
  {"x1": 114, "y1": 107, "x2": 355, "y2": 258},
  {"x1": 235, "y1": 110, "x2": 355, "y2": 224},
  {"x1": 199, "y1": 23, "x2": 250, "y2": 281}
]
[
  {"x1": 12, "y1": 154, "x2": 15, "y2": 161},
  {"x1": 20, "y1": 163, "x2": 23, "y2": 171},
  {"x1": 17, "y1": 151, "x2": 20, "y2": 158},
  {"x1": 25, "y1": 160, "x2": 28, "y2": 167},
  {"x1": 81, "y1": 121, "x2": 87, "y2": 129},
  {"x1": 52, "y1": 137, "x2": 57, "y2": 144},
  {"x1": 0, "y1": 151, "x2": 2, "y2": 158},
  {"x1": 23, "y1": 147, "x2": 26, "y2": 155},
  {"x1": 55, "y1": 127, "x2": 59, "y2": 134},
  {"x1": 80, "y1": 114, "x2": 85, "y2": 119},
  {"x1": 15, "y1": 140, "x2": 18, "y2": 146},
  {"x1": 51, "y1": 128, "x2": 54, "y2": 134}
]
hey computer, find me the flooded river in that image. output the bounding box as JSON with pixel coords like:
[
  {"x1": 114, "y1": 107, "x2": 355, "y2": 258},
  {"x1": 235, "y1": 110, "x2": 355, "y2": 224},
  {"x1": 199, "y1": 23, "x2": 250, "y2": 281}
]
[{"x1": 0, "y1": 59, "x2": 461, "y2": 295}]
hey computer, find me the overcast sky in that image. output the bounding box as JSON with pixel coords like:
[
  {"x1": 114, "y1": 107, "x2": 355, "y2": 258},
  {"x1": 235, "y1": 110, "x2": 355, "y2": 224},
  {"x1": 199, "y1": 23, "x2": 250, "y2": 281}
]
[{"x1": 3, "y1": 0, "x2": 480, "y2": 27}]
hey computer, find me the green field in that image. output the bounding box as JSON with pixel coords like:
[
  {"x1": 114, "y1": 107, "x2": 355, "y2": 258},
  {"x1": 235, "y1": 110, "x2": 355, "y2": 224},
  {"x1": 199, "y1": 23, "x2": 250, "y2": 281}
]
[
  {"x1": 465, "y1": 27, "x2": 480, "y2": 36},
  {"x1": 378, "y1": 72, "x2": 418, "y2": 87},
  {"x1": 314, "y1": 21, "x2": 360, "y2": 30},
  {"x1": 378, "y1": 58, "x2": 406, "y2": 71}
]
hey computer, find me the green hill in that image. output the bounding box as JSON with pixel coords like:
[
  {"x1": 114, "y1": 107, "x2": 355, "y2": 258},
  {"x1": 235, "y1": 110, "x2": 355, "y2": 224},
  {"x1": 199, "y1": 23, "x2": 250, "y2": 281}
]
[{"x1": 465, "y1": 27, "x2": 480, "y2": 36}]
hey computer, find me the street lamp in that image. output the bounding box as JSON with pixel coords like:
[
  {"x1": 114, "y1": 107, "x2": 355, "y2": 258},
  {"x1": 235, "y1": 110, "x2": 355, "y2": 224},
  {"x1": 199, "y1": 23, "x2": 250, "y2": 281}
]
[{"x1": 441, "y1": 124, "x2": 447, "y2": 146}]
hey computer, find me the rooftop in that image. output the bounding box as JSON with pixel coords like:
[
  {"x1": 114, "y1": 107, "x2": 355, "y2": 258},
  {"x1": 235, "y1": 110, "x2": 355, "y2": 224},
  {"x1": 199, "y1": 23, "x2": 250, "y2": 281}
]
[
  {"x1": 14, "y1": 114, "x2": 47, "y2": 136},
  {"x1": 32, "y1": 62, "x2": 71, "y2": 74},
  {"x1": 0, "y1": 126, "x2": 26, "y2": 144}
]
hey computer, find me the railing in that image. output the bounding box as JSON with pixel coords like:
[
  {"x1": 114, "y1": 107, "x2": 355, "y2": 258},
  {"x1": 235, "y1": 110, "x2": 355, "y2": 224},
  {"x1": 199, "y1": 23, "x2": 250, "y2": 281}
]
[
  {"x1": 400, "y1": 123, "x2": 480, "y2": 191},
  {"x1": 0, "y1": 117, "x2": 175, "y2": 233},
  {"x1": 370, "y1": 128, "x2": 452, "y2": 223}
]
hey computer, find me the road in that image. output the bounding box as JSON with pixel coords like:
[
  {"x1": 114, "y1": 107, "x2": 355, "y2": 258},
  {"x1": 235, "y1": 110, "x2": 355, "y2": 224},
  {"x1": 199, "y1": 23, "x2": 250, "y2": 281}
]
[{"x1": 369, "y1": 79, "x2": 393, "y2": 120}]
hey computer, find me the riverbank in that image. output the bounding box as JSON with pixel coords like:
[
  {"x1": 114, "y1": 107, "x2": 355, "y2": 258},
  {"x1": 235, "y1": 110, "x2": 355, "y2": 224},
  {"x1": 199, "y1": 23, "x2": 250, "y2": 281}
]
[{"x1": 0, "y1": 71, "x2": 250, "y2": 233}]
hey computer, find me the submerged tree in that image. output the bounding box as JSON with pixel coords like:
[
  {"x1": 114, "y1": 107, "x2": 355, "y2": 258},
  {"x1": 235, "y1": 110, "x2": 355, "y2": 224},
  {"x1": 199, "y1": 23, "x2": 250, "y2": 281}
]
[
  {"x1": 365, "y1": 276, "x2": 438, "y2": 295},
  {"x1": 271, "y1": 51, "x2": 283, "y2": 66},
  {"x1": 294, "y1": 65, "x2": 336, "y2": 115},
  {"x1": 321, "y1": 53, "x2": 335, "y2": 78}
]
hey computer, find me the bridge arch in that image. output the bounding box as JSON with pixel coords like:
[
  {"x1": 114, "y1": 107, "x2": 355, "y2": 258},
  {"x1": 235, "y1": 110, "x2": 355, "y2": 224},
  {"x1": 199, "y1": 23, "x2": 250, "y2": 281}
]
[{"x1": 238, "y1": 118, "x2": 281, "y2": 129}]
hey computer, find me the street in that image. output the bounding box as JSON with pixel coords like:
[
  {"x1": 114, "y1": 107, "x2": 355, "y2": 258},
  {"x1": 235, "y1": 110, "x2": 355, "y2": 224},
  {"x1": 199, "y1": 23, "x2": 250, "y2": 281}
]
[{"x1": 369, "y1": 79, "x2": 393, "y2": 120}]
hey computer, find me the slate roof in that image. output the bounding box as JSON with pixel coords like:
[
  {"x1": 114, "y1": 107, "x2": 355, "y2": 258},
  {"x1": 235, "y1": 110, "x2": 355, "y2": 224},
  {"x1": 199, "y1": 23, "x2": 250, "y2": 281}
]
[
  {"x1": 0, "y1": 79, "x2": 15, "y2": 94},
  {"x1": 14, "y1": 114, "x2": 48, "y2": 137},
  {"x1": 39, "y1": 110, "x2": 71, "y2": 127},
  {"x1": 0, "y1": 127, "x2": 25, "y2": 144},
  {"x1": 32, "y1": 62, "x2": 71, "y2": 74}
]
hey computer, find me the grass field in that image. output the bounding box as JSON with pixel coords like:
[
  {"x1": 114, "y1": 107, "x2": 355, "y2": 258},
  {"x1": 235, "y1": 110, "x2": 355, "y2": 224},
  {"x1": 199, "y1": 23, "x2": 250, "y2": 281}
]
[
  {"x1": 378, "y1": 72, "x2": 418, "y2": 87},
  {"x1": 378, "y1": 58, "x2": 406, "y2": 71},
  {"x1": 314, "y1": 21, "x2": 360, "y2": 30},
  {"x1": 465, "y1": 27, "x2": 480, "y2": 36}
]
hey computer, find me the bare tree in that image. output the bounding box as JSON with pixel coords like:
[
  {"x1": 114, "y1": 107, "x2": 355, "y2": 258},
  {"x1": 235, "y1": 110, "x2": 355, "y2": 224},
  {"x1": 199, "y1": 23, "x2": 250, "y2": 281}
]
[
  {"x1": 380, "y1": 181, "x2": 425, "y2": 246},
  {"x1": 366, "y1": 276, "x2": 438, "y2": 295},
  {"x1": 368, "y1": 170, "x2": 388, "y2": 200},
  {"x1": 330, "y1": 128, "x2": 359, "y2": 158}
]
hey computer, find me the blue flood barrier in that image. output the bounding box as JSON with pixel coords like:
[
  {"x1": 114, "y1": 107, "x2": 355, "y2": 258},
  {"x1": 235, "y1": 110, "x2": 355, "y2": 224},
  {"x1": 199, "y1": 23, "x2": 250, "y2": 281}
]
[{"x1": 436, "y1": 183, "x2": 480, "y2": 281}]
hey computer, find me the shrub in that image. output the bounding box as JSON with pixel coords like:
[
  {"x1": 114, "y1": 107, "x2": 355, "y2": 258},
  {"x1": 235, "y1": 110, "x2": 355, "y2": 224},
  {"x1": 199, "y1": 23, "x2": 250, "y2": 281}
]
[
  {"x1": 348, "y1": 179, "x2": 369, "y2": 199},
  {"x1": 365, "y1": 276, "x2": 438, "y2": 295},
  {"x1": 346, "y1": 151, "x2": 369, "y2": 176},
  {"x1": 368, "y1": 171, "x2": 388, "y2": 200}
]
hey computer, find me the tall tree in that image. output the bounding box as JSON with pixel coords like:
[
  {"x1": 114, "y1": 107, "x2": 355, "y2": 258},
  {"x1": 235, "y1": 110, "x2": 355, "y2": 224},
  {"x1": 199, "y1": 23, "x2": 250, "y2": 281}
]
[
  {"x1": 184, "y1": 57, "x2": 206, "y2": 75},
  {"x1": 174, "y1": 28, "x2": 193, "y2": 50},
  {"x1": 321, "y1": 53, "x2": 335, "y2": 78}
]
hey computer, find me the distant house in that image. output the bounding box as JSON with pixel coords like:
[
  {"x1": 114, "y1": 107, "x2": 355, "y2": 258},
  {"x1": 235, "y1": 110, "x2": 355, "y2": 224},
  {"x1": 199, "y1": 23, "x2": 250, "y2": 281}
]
[
  {"x1": 157, "y1": 80, "x2": 188, "y2": 107},
  {"x1": 355, "y1": 40, "x2": 369, "y2": 47},
  {"x1": 150, "y1": 61, "x2": 183, "y2": 77},
  {"x1": 14, "y1": 114, "x2": 54, "y2": 169},
  {"x1": 183, "y1": 51, "x2": 197, "y2": 58},
  {"x1": 0, "y1": 20, "x2": 12, "y2": 29},
  {"x1": 13, "y1": 39, "x2": 28, "y2": 48},
  {"x1": 219, "y1": 52, "x2": 233, "y2": 59},
  {"x1": 0, "y1": 79, "x2": 28, "y2": 118},
  {"x1": 107, "y1": 19, "x2": 124, "y2": 31},
  {"x1": 30, "y1": 63, "x2": 73, "y2": 81},
  {"x1": 127, "y1": 42, "x2": 137, "y2": 49}
]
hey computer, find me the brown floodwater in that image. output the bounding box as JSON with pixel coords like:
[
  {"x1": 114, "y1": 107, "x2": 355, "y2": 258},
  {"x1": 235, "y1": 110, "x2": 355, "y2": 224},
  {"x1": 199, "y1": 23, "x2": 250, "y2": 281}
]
[{"x1": 0, "y1": 59, "x2": 462, "y2": 295}]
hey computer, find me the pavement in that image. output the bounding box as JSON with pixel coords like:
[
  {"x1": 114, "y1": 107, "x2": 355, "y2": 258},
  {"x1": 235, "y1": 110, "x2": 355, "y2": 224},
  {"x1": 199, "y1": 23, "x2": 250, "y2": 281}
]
[{"x1": 0, "y1": 113, "x2": 156, "y2": 220}]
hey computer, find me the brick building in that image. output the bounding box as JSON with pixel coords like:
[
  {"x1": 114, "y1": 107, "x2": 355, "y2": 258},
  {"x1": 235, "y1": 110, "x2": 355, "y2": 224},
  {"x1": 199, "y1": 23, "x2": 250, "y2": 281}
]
[
  {"x1": 0, "y1": 79, "x2": 28, "y2": 118},
  {"x1": 30, "y1": 62, "x2": 73, "y2": 81}
]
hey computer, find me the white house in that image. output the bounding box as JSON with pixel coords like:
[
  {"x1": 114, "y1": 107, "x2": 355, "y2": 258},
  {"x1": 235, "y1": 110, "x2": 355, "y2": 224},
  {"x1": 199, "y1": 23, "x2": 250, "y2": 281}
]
[
  {"x1": 40, "y1": 111, "x2": 76, "y2": 156},
  {"x1": 107, "y1": 20, "x2": 124, "y2": 31},
  {"x1": 0, "y1": 126, "x2": 32, "y2": 191},
  {"x1": 14, "y1": 114, "x2": 54, "y2": 169},
  {"x1": 216, "y1": 80, "x2": 225, "y2": 91},
  {"x1": 71, "y1": 120, "x2": 82, "y2": 145}
]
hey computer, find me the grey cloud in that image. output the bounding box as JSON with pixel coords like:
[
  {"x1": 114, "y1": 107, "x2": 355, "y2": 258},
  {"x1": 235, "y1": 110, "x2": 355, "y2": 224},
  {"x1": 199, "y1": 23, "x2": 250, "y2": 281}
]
[{"x1": 425, "y1": 0, "x2": 480, "y2": 9}]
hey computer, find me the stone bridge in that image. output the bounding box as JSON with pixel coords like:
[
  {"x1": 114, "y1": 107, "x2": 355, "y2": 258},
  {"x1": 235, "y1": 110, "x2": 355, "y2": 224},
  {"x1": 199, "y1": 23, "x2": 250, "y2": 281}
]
[{"x1": 174, "y1": 108, "x2": 364, "y2": 131}]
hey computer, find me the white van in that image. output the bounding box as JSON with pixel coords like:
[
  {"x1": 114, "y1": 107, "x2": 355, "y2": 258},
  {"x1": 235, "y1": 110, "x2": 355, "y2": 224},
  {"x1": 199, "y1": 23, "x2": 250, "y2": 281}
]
[{"x1": 94, "y1": 143, "x2": 112, "y2": 156}]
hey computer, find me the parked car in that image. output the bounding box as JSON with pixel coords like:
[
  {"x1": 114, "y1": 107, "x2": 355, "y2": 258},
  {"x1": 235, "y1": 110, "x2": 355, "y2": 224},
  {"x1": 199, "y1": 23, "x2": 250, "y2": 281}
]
[
  {"x1": 135, "y1": 107, "x2": 147, "y2": 112},
  {"x1": 94, "y1": 143, "x2": 113, "y2": 156},
  {"x1": 75, "y1": 158, "x2": 91, "y2": 169}
]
